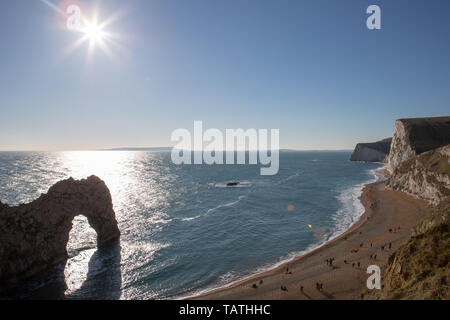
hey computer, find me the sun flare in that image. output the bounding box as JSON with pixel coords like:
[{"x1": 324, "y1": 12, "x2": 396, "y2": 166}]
[
  {"x1": 83, "y1": 21, "x2": 106, "y2": 44},
  {"x1": 59, "y1": 4, "x2": 126, "y2": 63}
]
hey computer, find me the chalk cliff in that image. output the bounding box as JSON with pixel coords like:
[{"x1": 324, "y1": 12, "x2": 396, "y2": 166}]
[
  {"x1": 350, "y1": 138, "x2": 392, "y2": 162},
  {"x1": 387, "y1": 117, "x2": 450, "y2": 172},
  {"x1": 0, "y1": 176, "x2": 120, "y2": 289},
  {"x1": 384, "y1": 116, "x2": 450, "y2": 205},
  {"x1": 387, "y1": 145, "x2": 450, "y2": 205},
  {"x1": 365, "y1": 116, "x2": 450, "y2": 300}
]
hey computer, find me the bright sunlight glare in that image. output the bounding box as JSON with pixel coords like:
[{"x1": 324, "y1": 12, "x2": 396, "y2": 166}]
[{"x1": 83, "y1": 21, "x2": 105, "y2": 44}]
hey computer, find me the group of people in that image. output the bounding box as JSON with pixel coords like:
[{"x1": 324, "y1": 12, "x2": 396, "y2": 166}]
[
  {"x1": 389, "y1": 226, "x2": 401, "y2": 233},
  {"x1": 315, "y1": 282, "x2": 324, "y2": 291},
  {"x1": 257, "y1": 228, "x2": 400, "y2": 296}
]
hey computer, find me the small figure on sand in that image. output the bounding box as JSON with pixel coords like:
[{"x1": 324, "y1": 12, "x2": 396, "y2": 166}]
[
  {"x1": 281, "y1": 285, "x2": 288, "y2": 291},
  {"x1": 327, "y1": 257, "x2": 334, "y2": 266},
  {"x1": 300, "y1": 285, "x2": 304, "y2": 292},
  {"x1": 252, "y1": 284, "x2": 258, "y2": 289},
  {"x1": 357, "y1": 262, "x2": 361, "y2": 268},
  {"x1": 389, "y1": 242, "x2": 392, "y2": 249}
]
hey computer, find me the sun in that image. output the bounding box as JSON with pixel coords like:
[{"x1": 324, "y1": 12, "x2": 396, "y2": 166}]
[
  {"x1": 60, "y1": 4, "x2": 126, "y2": 63},
  {"x1": 82, "y1": 21, "x2": 106, "y2": 44}
]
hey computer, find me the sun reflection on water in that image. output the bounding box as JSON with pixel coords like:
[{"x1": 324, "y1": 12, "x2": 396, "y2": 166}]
[
  {"x1": 59, "y1": 151, "x2": 134, "y2": 203},
  {"x1": 56, "y1": 151, "x2": 172, "y2": 299}
]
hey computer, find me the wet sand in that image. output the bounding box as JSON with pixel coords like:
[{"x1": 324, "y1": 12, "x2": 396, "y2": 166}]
[{"x1": 192, "y1": 181, "x2": 429, "y2": 300}]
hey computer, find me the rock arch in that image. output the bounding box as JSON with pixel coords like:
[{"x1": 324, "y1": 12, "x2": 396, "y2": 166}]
[{"x1": 0, "y1": 176, "x2": 120, "y2": 289}]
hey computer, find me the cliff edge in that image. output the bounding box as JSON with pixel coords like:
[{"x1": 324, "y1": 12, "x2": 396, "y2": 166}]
[
  {"x1": 0, "y1": 176, "x2": 120, "y2": 290},
  {"x1": 387, "y1": 116, "x2": 450, "y2": 172},
  {"x1": 350, "y1": 138, "x2": 392, "y2": 162}
]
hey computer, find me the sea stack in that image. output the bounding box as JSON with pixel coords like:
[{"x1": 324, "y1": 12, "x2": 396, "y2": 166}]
[{"x1": 0, "y1": 175, "x2": 120, "y2": 289}]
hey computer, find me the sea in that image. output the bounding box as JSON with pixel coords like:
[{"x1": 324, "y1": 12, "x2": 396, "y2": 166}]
[{"x1": 0, "y1": 150, "x2": 384, "y2": 299}]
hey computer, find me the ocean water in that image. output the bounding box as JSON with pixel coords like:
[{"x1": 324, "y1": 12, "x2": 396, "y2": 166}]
[{"x1": 0, "y1": 151, "x2": 383, "y2": 299}]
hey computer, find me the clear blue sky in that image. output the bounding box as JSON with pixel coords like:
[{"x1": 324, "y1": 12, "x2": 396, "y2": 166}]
[{"x1": 1, "y1": 0, "x2": 449, "y2": 151}]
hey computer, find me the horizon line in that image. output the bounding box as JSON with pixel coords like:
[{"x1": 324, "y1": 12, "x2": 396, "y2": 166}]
[{"x1": 0, "y1": 147, "x2": 354, "y2": 152}]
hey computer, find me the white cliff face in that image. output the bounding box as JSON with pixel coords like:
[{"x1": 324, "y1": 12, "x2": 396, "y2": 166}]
[
  {"x1": 386, "y1": 117, "x2": 450, "y2": 205},
  {"x1": 387, "y1": 120, "x2": 417, "y2": 173},
  {"x1": 387, "y1": 145, "x2": 450, "y2": 205},
  {"x1": 350, "y1": 138, "x2": 392, "y2": 162},
  {"x1": 350, "y1": 145, "x2": 386, "y2": 162}
]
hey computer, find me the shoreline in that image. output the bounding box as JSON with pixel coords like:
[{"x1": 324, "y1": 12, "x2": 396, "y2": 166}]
[{"x1": 190, "y1": 179, "x2": 429, "y2": 300}]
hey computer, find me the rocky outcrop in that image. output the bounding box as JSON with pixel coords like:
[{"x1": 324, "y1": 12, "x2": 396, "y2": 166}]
[
  {"x1": 350, "y1": 138, "x2": 392, "y2": 162},
  {"x1": 0, "y1": 176, "x2": 120, "y2": 289},
  {"x1": 387, "y1": 145, "x2": 450, "y2": 205},
  {"x1": 387, "y1": 117, "x2": 450, "y2": 172}
]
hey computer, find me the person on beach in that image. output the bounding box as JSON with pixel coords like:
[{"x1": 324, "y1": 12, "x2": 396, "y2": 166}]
[
  {"x1": 352, "y1": 263, "x2": 355, "y2": 268},
  {"x1": 300, "y1": 285, "x2": 304, "y2": 292},
  {"x1": 389, "y1": 242, "x2": 392, "y2": 249},
  {"x1": 357, "y1": 262, "x2": 361, "y2": 268}
]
